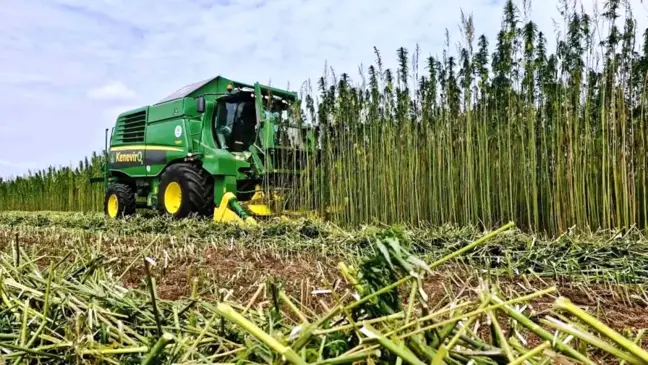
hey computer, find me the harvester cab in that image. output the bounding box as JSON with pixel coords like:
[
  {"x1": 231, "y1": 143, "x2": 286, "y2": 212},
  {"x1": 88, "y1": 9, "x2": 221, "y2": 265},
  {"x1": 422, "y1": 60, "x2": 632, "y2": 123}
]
[{"x1": 99, "y1": 76, "x2": 317, "y2": 224}]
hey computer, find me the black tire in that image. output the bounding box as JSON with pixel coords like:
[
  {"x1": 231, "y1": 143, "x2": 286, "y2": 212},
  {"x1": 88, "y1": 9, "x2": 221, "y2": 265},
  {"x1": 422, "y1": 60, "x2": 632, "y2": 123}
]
[
  {"x1": 201, "y1": 170, "x2": 215, "y2": 217},
  {"x1": 104, "y1": 183, "x2": 136, "y2": 219},
  {"x1": 157, "y1": 164, "x2": 213, "y2": 218}
]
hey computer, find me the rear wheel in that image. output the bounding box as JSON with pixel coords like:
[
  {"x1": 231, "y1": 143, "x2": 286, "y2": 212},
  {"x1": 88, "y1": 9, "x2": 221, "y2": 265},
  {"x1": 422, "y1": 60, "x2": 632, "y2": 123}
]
[
  {"x1": 157, "y1": 164, "x2": 213, "y2": 218},
  {"x1": 104, "y1": 183, "x2": 136, "y2": 219}
]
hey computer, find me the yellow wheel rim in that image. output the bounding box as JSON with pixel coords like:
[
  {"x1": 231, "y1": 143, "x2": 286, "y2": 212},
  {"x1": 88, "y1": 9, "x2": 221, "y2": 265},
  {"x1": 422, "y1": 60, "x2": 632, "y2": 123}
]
[
  {"x1": 107, "y1": 194, "x2": 119, "y2": 218},
  {"x1": 164, "y1": 182, "x2": 182, "y2": 214}
]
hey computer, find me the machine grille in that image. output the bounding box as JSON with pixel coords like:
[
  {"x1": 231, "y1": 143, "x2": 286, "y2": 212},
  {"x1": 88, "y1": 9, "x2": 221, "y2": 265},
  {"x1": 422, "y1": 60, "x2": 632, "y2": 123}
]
[{"x1": 115, "y1": 111, "x2": 147, "y2": 143}]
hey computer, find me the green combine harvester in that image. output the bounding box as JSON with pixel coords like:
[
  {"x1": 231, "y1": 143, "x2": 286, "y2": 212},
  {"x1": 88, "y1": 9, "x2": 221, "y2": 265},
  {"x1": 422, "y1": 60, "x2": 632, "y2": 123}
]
[{"x1": 98, "y1": 76, "x2": 317, "y2": 224}]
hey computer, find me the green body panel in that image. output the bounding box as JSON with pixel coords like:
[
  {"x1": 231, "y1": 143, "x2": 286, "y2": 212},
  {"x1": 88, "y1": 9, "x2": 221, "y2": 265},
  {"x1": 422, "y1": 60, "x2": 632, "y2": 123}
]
[
  {"x1": 143, "y1": 119, "x2": 188, "y2": 177},
  {"x1": 213, "y1": 175, "x2": 238, "y2": 204},
  {"x1": 104, "y1": 75, "x2": 315, "y2": 210}
]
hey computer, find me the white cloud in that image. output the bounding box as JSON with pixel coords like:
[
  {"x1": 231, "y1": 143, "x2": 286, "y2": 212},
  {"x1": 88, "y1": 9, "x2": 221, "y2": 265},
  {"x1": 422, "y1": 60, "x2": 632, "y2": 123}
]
[{"x1": 87, "y1": 81, "x2": 136, "y2": 101}]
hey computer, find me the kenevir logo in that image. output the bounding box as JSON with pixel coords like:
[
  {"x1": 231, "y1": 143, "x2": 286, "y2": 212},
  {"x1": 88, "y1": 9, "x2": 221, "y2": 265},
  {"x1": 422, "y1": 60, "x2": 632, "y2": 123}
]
[{"x1": 111, "y1": 151, "x2": 143, "y2": 164}]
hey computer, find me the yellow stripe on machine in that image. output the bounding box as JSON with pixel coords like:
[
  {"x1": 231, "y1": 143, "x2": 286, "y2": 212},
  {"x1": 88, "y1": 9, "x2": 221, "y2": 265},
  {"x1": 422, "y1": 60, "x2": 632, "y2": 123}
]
[{"x1": 110, "y1": 145, "x2": 184, "y2": 152}]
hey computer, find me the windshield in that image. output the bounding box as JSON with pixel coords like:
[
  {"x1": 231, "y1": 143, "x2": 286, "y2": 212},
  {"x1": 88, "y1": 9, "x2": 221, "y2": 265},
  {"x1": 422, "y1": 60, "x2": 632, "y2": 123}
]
[
  {"x1": 213, "y1": 94, "x2": 306, "y2": 152},
  {"x1": 215, "y1": 100, "x2": 257, "y2": 152}
]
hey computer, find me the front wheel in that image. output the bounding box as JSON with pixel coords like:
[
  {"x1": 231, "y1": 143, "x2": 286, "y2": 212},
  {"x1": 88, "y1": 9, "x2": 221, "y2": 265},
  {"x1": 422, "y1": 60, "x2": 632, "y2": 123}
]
[
  {"x1": 157, "y1": 164, "x2": 213, "y2": 218},
  {"x1": 104, "y1": 183, "x2": 136, "y2": 219}
]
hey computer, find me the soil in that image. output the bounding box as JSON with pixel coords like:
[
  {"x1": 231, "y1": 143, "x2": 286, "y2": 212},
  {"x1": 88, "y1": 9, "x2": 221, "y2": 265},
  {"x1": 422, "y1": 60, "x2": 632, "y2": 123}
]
[{"x1": 121, "y1": 245, "x2": 648, "y2": 334}]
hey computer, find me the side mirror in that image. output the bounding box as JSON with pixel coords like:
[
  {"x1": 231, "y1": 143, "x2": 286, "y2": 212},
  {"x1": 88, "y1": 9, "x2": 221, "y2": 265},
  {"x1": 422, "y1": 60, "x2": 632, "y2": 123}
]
[{"x1": 196, "y1": 96, "x2": 205, "y2": 113}]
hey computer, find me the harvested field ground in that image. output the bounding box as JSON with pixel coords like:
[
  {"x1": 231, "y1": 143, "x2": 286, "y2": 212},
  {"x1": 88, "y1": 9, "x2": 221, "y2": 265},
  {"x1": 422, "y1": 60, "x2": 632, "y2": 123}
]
[
  {"x1": 132, "y1": 252, "x2": 648, "y2": 333},
  {"x1": 1, "y1": 211, "x2": 648, "y2": 364},
  {"x1": 2, "y1": 211, "x2": 647, "y2": 335}
]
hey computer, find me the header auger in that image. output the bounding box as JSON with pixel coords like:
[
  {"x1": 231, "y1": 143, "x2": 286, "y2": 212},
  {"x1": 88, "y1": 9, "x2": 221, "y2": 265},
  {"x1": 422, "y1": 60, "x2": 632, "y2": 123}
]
[{"x1": 97, "y1": 76, "x2": 317, "y2": 225}]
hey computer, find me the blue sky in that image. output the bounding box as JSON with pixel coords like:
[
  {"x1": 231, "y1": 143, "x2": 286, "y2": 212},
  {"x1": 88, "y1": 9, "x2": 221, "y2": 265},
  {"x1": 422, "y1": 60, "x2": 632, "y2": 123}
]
[{"x1": 1, "y1": 0, "x2": 647, "y2": 178}]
